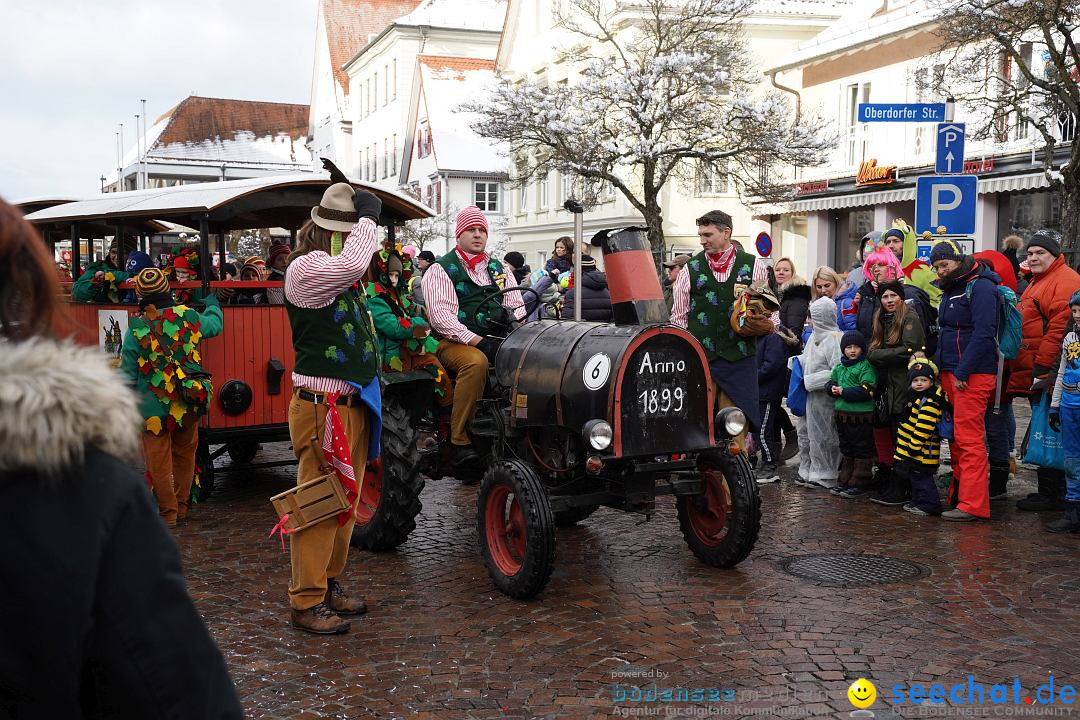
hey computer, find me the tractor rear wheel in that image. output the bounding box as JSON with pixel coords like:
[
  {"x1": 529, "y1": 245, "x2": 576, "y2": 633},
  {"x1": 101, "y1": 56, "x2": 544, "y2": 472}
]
[
  {"x1": 553, "y1": 504, "x2": 600, "y2": 527},
  {"x1": 351, "y1": 399, "x2": 425, "y2": 551},
  {"x1": 677, "y1": 451, "x2": 760, "y2": 567},
  {"x1": 226, "y1": 440, "x2": 260, "y2": 466},
  {"x1": 477, "y1": 460, "x2": 556, "y2": 599}
]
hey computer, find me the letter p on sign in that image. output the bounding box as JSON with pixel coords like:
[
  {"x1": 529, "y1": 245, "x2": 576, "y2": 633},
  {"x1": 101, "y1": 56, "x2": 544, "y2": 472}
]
[{"x1": 915, "y1": 175, "x2": 978, "y2": 235}]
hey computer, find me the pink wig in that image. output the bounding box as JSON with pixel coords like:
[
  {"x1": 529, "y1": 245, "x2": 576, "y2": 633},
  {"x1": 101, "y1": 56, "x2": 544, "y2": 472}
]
[{"x1": 863, "y1": 248, "x2": 904, "y2": 281}]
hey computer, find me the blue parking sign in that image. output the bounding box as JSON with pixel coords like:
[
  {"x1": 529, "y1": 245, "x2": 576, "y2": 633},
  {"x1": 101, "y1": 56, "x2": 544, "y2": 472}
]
[
  {"x1": 915, "y1": 175, "x2": 978, "y2": 236},
  {"x1": 935, "y1": 123, "x2": 965, "y2": 174}
]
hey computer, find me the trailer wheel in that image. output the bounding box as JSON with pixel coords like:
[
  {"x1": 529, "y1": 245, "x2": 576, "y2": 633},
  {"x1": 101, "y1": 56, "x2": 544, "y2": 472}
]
[
  {"x1": 226, "y1": 440, "x2": 260, "y2": 466},
  {"x1": 193, "y1": 440, "x2": 216, "y2": 502},
  {"x1": 553, "y1": 504, "x2": 600, "y2": 527},
  {"x1": 477, "y1": 460, "x2": 556, "y2": 599},
  {"x1": 677, "y1": 451, "x2": 760, "y2": 567},
  {"x1": 351, "y1": 399, "x2": 425, "y2": 551}
]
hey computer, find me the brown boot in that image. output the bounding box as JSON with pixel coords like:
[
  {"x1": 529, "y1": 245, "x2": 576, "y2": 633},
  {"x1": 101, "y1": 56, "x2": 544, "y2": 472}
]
[
  {"x1": 326, "y1": 578, "x2": 367, "y2": 616},
  {"x1": 290, "y1": 602, "x2": 350, "y2": 634}
]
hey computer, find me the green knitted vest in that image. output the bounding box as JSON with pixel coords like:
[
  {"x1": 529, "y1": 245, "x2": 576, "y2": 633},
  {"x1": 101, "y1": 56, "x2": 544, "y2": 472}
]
[
  {"x1": 685, "y1": 249, "x2": 757, "y2": 362},
  {"x1": 437, "y1": 249, "x2": 509, "y2": 336},
  {"x1": 285, "y1": 287, "x2": 378, "y2": 386}
]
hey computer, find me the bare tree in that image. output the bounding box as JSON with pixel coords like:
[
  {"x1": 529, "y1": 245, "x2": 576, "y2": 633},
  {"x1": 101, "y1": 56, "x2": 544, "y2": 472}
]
[
  {"x1": 398, "y1": 200, "x2": 458, "y2": 253},
  {"x1": 932, "y1": 0, "x2": 1080, "y2": 256},
  {"x1": 466, "y1": 0, "x2": 834, "y2": 262}
]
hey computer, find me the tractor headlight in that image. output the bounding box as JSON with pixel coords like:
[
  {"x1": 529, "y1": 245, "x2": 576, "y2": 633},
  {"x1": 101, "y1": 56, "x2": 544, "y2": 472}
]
[
  {"x1": 715, "y1": 407, "x2": 746, "y2": 438},
  {"x1": 582, "y1": 419, "x2": 613, "y2": 451}
]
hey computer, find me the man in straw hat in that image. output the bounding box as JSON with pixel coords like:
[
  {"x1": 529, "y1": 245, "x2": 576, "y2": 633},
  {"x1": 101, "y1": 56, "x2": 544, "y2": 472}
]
[
  {"x1": 421, "y1": 205, "x2": 524, "y2": 474},
  {"x1": 283, "y1": 180, "x2": 383, "y2": 634},
  {"x1": 119, "y1": 267, "x2": 223, "y2": 528}
]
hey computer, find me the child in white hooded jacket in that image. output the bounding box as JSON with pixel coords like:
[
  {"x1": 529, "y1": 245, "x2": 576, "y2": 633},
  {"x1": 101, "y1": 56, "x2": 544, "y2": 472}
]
[{"x1": 794, "y1": 296, "x2": 843, "y2": 487}]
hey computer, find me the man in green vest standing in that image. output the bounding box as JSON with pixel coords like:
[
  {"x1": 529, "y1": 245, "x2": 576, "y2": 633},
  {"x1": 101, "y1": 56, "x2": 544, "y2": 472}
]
[
  {"x1": 421, "y1": 206, "x2": 523, "y2": 471},
  {"x1": 283, "y1": 182, "x2": 383, "y2": 634},
  {"x1": 670, "y1": 210, "x2": 772, "y2": 447}
]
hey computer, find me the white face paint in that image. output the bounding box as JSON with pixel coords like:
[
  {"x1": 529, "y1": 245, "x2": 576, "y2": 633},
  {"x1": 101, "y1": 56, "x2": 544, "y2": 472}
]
[{"x1": 388, "y1": 271, "x2": 400, "y2": 287}]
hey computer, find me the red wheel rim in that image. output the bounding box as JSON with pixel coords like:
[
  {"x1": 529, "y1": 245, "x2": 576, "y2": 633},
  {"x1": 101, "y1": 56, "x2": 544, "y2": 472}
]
[
  {"x1": 484, "y1": 484, "x2": 525, "y2": 577},
  {"x1": 355, "y1": 459, "x2": 382, "y2": 525},
  {"x1": 687, "y1": 467, "x2": 731, "y2": 546}
]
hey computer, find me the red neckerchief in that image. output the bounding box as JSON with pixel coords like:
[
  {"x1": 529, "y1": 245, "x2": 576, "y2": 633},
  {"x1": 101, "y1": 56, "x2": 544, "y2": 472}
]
[
  {"x1": 706, "y1": 245, "x2": 735, "y2": 274},
  {"x1": 456, "y1": 247, "x2": 486, "y2": 271}
]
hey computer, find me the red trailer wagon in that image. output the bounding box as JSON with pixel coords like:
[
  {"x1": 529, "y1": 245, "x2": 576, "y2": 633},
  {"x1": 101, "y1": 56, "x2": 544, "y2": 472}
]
[{"x1": 24, "y1": 174, "x2": 433, "y2": 498}]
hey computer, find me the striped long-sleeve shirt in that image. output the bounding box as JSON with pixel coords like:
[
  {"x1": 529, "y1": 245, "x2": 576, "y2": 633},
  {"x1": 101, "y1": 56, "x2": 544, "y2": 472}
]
[
  {"x1": 894, "y1": 385, "x2": 946, "y2": 467},
  {"x1": 284, "y1": 219, "x2": 377, "y2": 395},
  {"x1": 670, "y1": 252, "x2": 770, "y2": 328},
  {"x1": 421, "y1": 252, "x2": 524, "y2": 345}
]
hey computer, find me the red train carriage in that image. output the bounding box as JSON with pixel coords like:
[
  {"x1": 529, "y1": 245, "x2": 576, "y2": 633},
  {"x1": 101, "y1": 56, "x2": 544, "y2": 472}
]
[{"x1": 24, "y1": 174, "x2": 432, "y2": 497}]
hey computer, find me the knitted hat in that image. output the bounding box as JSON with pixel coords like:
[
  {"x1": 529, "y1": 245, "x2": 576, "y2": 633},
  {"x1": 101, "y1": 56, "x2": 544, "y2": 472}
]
[
  {"x1": 908, "y1": 357, "x2": 939, "y2": 382},
  {"x1": 311, "y1": 182, "x2": 360, "y2": 232},
  {"x1": 418, "y1": 250, "x2": 436, "y2": 264},
  {"x1": 387, "y1": 254, "x2": 404, "y2": 277},
  {"x1": 876, "y1": 279, "x2": 905, "y2": 300},
  {"x1": 1070, "y1": 289, "x2": 1080, "y2": 307},
  {"x1": 134, "y1": 267, "x2": 170, "y2": 297},
  {"x1": 840, "y1": 329, "x2": 868, "y2": 356},
  {"x1": 1025, "y1": 228, "x2": 1063, "y2": 257},
  {"x1": 455, "y1": 205, "x2": 489, "y2": 238},
  {"x1": 243, "y1": 255, "x2": 266, "y2": 267},
  {"x1": 124, "y1": 250, "x2": 153, "y2": 274},
  {"x1": 929, "y1": 239, "x2": 965, "y2": 264},
  {"x1": 269, "y1": 243, "x2": 291, "y2": 264},
  {"x1": 503, "y1": 251, "x2": 525, "y2": 269},
  {"x1": 172, "y1": 255, "x2": 191, "y2": 271}
]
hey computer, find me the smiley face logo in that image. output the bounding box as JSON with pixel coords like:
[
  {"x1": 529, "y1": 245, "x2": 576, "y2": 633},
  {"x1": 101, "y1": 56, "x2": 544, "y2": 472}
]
[{"x1": 848, "y1": 678, "x2": 876, "y2": 708}]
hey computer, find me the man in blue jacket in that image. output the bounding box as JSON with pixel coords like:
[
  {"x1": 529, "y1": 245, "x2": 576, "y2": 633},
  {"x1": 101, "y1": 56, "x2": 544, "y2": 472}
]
[{"x1": 930, "y1": 240, "x2": 1000, "y2": 521}]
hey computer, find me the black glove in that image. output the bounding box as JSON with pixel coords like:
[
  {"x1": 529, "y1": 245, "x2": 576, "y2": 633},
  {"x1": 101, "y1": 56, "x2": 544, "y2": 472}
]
[
  {"x1": 321, "y1": 157, "x2": 349, "y2": 185},
  {"x1": 1050, "y1": 410, "x2": 1061, "y2": 433},
  {"x1": 476, "y1": 337, "x2": 500, "y2": 365},
  {"x1": 352, "y1": 189, "x2": 382, "y2": 223}
]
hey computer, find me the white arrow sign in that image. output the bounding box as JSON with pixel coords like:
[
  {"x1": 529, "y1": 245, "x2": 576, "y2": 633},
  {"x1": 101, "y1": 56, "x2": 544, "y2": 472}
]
[{"x1": 935, "y1": 123, "x2": 966, "y2": 175}]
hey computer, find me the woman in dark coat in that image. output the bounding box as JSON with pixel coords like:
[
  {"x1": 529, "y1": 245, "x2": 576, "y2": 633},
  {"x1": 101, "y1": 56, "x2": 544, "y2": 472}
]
[
  {"x1": 774, "y1": 257, "x2": 811, "y2": 334},
  {"x1": 561, "y1": 255, "x2": 613, "y2": 322},
  {"x1": 0, "y1": 198, "x2": 242, "y2": 719}
]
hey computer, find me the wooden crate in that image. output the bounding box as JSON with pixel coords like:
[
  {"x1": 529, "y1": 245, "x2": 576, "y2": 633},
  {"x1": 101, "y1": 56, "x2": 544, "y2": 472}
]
[{"x1": 270, "y1": 472, "x2": 350, "y2": 533}]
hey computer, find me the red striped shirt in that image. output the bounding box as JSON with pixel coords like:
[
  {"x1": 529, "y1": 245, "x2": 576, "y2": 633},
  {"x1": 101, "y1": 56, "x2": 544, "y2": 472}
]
[
  {"x1": 421, "y1": 252, "x2": 524, "y2": 345},
  {"x1": 284, "y1": 220, "x2": 377, "y2": 394}
]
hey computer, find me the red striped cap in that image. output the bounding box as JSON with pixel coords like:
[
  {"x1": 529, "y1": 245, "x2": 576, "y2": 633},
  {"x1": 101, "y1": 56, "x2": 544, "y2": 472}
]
[{"x1": 455, "y1": 205, "x2": 489, "y2": 239}]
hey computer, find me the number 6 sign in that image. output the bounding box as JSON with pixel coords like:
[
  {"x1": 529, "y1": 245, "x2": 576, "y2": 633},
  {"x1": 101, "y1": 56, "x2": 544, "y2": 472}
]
[{"x1": 582, "y1": 353, "x2": 611, "y2": 390}]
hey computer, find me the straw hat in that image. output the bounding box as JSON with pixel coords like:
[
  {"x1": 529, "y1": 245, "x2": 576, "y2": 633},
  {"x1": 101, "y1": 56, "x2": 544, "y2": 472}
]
[{"x1": 311, "y1": 182, "x2": 359, "y2": 232}]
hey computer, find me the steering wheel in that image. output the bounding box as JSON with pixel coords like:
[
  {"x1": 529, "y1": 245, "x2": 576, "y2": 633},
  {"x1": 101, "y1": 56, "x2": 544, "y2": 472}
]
[{"x1": 474, "y1": 285, "x2": 542, "y2": 337}]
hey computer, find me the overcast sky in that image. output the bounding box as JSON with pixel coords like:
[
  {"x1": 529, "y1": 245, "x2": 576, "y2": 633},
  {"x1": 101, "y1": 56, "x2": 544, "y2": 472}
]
[{"x1": 0, "y1": 0, "x2": 318, "y2": 201}]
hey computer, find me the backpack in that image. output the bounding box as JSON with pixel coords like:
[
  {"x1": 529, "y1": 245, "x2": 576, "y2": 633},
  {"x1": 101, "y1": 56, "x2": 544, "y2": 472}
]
[
  {"x1": 964, "y1": 279, "x2": 1021, "y2": 360},
  {"x1": 903, "y1": 284, "x2": 938, "y2": 356}
]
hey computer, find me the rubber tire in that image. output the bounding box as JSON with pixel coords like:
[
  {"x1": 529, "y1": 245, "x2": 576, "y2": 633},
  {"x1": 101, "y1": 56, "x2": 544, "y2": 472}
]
[
  {"x1": 553, "y1": 504, "x2": 600, "y2": 527},
  {"x1": 193, "y1": 440, "x2": 216, "y2": 502},
  {"x1": 677, "y1": 451, "x2": 760, "y2": 567},
  {"x1": 351, "y1": 399, "x2": 425, "y2": 551},
  {"x1": 477, "y1": 460, "x2": 556, "y2": 599},
  {"x1": 226, "y1": 440, "x2": 260, "y2": 466}
]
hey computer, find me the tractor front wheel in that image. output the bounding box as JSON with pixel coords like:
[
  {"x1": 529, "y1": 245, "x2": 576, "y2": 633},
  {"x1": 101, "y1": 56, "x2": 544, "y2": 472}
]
[
  {"x1": 676, "y1": 451, "x2": 760, "y2": 567},
  {"x1": 477, "y1": 460, "x2": 556, "y2": 599},
  {"x1": 351, "y1": 399, "x2": 425, "y2": 551}
]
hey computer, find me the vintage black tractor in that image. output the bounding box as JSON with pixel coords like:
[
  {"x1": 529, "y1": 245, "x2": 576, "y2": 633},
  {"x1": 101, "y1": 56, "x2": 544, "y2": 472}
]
[{"x1": 353, "y1": 227, "x2": 761, "y2": 599}]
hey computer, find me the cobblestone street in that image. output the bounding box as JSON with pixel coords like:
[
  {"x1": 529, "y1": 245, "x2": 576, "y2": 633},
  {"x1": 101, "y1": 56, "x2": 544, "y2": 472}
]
[{"x1": 176, "y1": 428, "x2": 1080, "y2": 720}]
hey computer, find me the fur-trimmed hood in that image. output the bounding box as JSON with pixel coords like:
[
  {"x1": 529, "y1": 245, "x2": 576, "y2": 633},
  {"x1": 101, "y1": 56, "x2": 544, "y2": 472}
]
[
  {"x1": 0, "y1": 337, "x2": 141, "y2": 473},
  {"x1": 780, "y1": 277, "x2": 810, "y2": 301}
]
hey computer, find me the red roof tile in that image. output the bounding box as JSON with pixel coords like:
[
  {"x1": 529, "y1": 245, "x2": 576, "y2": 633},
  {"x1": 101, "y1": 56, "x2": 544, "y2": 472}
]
[
  {"x1": 152, "y1": 97, "x2": 309, "y2": 147},
  {"x1": 417, "y1": 54, "x2": 496, "y2": 73},
  {"x1": 323, "y1": 0, "x2": 423, "y2": 96}
]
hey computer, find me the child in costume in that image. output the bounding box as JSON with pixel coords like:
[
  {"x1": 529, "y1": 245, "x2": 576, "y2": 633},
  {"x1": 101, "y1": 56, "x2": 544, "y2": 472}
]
[
  {"x1": 894, "y1": 358, "x2": 946, "y2": 516},
  {"x1": 1046, "y1": 290, "x2": 1080, "y2": 533}
]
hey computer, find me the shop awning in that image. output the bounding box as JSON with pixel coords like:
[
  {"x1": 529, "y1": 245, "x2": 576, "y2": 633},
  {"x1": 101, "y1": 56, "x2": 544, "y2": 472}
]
[{"x1": 978, "y1": 171, "x2": 1050, "y2": 194}]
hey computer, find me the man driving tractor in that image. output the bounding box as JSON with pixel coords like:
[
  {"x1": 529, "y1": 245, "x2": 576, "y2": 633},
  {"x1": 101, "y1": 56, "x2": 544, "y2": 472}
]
[
  {"x1": 420, "y1": 206, "x2": 524, "y2": 470},
  {"x1": 670, "y1": 210, "x2": 771, "y2": 446}
]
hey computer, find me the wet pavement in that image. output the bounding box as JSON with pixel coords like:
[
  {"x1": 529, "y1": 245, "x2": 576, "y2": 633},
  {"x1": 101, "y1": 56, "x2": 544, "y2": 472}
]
[{"x1": 177, "y1": 428, "x2": 1080, "y2": 719}]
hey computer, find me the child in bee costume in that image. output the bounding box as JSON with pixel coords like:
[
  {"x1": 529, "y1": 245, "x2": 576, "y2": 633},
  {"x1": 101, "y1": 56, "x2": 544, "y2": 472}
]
[{"x1": 893, "y1": 358, "x2": 946, "y2": 516}]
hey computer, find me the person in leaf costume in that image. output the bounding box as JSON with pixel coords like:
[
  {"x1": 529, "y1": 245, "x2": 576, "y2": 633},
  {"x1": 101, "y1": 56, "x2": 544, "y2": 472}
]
[
  {"x1": 119, "y1": 267, "x2": 223, "y2": 527},
  {"x1": 366, "y1": 246, "x2": 453, "y2": 407}
]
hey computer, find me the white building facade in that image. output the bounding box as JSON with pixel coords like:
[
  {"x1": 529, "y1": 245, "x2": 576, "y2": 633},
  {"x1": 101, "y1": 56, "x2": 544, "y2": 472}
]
[
  {"x1": 762, "y1": 0, "x2": 1074, "y2": 274},
  {"x1": 494, "y1": 0, "x2": 851, "y2": 270}
]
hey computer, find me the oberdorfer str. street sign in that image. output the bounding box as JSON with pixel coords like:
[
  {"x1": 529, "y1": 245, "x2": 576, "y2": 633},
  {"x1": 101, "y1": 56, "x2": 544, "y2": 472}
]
[{"x1": 858, "y1": 103, "x2": 946, "y2": 123}]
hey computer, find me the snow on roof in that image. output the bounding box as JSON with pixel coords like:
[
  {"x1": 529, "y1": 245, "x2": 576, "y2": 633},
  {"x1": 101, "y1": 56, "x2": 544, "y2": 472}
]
[
  {"x1": 751, "y1": 0, "x2": 854, "y2": 16},
  {"x1": 419, "y1": 57, "x2": 507, "y2": 174},
  {"x1": 322, "y1": 0, "x2": 423, "y2": 97},
  {"x1": 396, "y1": 0, "x2": 506, "y2": 31},
  {"x1": 124, "y1": 97, "x2": 311, "y2": 169},
  {"x1": 765, "y1": 0, "x2": 937, "y2": 73}
]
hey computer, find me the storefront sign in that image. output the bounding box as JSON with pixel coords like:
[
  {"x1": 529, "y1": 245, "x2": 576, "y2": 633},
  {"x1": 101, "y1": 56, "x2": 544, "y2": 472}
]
[
  {"x1": 856, "y1": 159, "x2": 898, "y2": 186},
  {"x1": 963, "y1": 157, "x2": 995, "y2": 174},
  {"x1": 794, "y1": 180, "x2": 829, "y2": 196}
]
